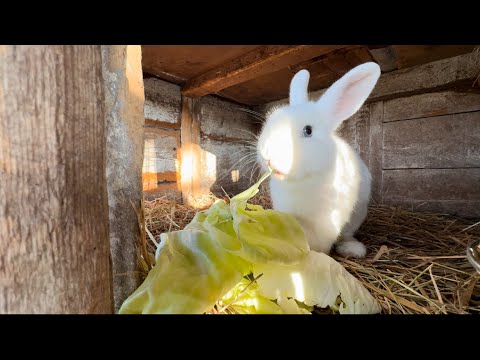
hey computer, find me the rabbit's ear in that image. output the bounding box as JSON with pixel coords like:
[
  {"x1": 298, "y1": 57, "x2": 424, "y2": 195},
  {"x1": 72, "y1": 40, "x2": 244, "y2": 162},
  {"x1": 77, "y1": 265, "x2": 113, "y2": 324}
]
[
  {"x1": 317, "y1": 62, "x2": 381, "y2": 129},
  {"x1": 289, "y1": 69, "x2": 310, "y2": 106}
]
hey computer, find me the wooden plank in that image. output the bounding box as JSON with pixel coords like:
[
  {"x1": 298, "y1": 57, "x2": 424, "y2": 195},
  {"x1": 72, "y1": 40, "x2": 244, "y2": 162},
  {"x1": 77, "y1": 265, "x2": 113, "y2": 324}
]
[
  {"x1": 180, "y1": 97, "x2": 202, "y2": 206},
  {"x1": 210, "y1": 46, "x2": 371, "y2": 105},
  {"x1": 218, "y1": 66, "x2": 332, "y2": 106},
  {"x1": 141, "y1": 45, "x2": 261, "y2": 84},
  {"x1": 260, "y1": 50, "x2": 480, "y2": 117},
  {"x1": 199, "y1": 96, "x2": 259, "y2": 141},
  {"x1": 0, "y1": 45, "x2": 113, "y2": 313},
  {"x1": 181, "y1": 45, "x2": 346, "y2": 97},
  {"x1": 217, "y1": 67, "x2": 294, "y2": 106},
  {"x1": 228, "y1": 47, "x2": 371, "y2": 106},
  {"x1": 144, "y1": 77, "x2": 182, "y2": 124},
  {"x1": 382, "y1": 199, "x2": 480, "y2": 219},
  {"x1": 289, "y1": 56, "x2": 337, "y2": 88},
  {"x1": 143, "y1": 128, "x2": 180, "y2": 175},
  {"x1": 200, "y1": 138, "x2": 258, "y2": 196},
  {"x1": 142, "y1": 70, "x2": 185, "y2": 85},
  {"x1": 337, "y1": 120, "x2": 355, "y2": 145},
  {"x1": 323, "y1": 51, "x2": 358, "y2": 77},
  {"x1": 143, "y1": 171, "x2": 177, "y2": 185},
  {"x1": 384, "y1": 91, "x2": 480, "y2": 122},
  {"x1": 392, "y1": 45, "x2": 477, "y2": 69},
  {"x1": 181, "y1": 95, "x2": 263, "y2": 204},
  {"x1": 336, "y1": 104, "x2": 370, "y2": 165},
  {"x1": 370, "y1": 51, "x2": 480, "y2": 101},
  {"x1": 261, "y1": 49, "x2": 480, "y2": 110},
  {"x1": 383, "y1": 112, "x2": 480, "y2": 169},
  {"x1": 343, "y1": 46, "x2": 374, "y2": 67},
  {"x1": 369, "y1": 102, "x2": 385, "y2": 203},
  {"x1": 145, "y1": 118, "x2": 181, "y2": 130},
  {"x1": 382, "y1": 168, "x2": 480, "y2": 202},
  {"x1": 355, "y1": 107, "x2": 371, "y2": 165},
  {"x1": 144, "y1": 185, "x2": 181, "y2": 201},
  {"x1": 368, "y1": 46, "x2": 398, "y2": 72},
  {"x1": 102, "y1": 45, "x2": 145, "y2": 312},
  {"x1": 289, "y1": 46, "x2": 372, "y2": 74}
]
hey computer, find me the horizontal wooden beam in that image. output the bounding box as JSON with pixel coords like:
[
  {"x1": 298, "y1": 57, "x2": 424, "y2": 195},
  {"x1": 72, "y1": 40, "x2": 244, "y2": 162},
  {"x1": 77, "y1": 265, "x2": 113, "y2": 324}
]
[
  {"x1": 368, "y1": 46, "x2": 398, "y2": 73},
  {"x1": 370, "y1": 50, "x2": 480, "y2": 101},
  {"x1": 181, "y1": 45, "x2": 347, "y2": 97},
  {"x1": 391, "y1": 45, "x2": 477, "y2": 70},
  {"x1": 311, "y1": 50, "x2": 480, "y2": 103},
  {"x1": 257, "y1": 50, "x2": 480, "y2": 114}
]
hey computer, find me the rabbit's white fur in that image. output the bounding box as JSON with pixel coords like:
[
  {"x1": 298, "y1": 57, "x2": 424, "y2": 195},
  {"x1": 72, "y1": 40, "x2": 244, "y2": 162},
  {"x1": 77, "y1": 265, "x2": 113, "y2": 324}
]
[{"x1": 257, "y1": 62, "x2": 381, "y2": 258}]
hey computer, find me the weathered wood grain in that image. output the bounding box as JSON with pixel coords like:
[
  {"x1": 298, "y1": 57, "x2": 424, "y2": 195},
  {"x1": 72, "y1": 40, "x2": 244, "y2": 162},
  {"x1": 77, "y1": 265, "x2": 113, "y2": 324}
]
[
  {"x1": 382, "y1": 199, "x2": 480, "y2": 219},
  {"x1": 382, "y1": 168, "x2": 480, "y2": 202},
  {"x1": 370, "y1": 51, "x2": 480, "y2": 101},
  {"x1": 199, "y1": 96, "x2": 259, "y2": 141},
  {"x1": 383, "y1": 112, "x2": 480, "y2": 169},
  {"x1": 102, "y1": 45, "x2": 145, "y2": 312},
  {"x1": 337, "y1": 104, "x2": 371, "y2": 165},
  {"x1": 143, "y1": 127, "x2": 180, "y2": 194},
  {"x1": 368, "y1": 46, "x2": 398, "y2": 72},
  {"x1": 182, "y1": 45, "x2": 346, "y2": 97},
  {"x1": 141, "y1": 45, "x2": 261, "y2": 84},
  {"x1": 323, "y1": 50, "x2": 360, "y2": 77},
  {"x1": 145, "y1": 118, "x2": 181, "y2": 130},
  {"x1": 180, "y1": 97, "x2": 202, "y2": 206},
  {"x1": 200, "y1": 138, "x2": 258, "y2": 196},
  {"x1": 368, "y1": 102, "x2": 385, "y2": 203},
  {"x1": 226, "y1": 47, "x2": 370, "y2": 106},
  {"x1": 260, "y1": 50, "x2": 480, "y2": 110},
  {"x1": 392, "y1": 45, "x2": 477, "y2": 69},
  {"x1": 384, "y1": 91, "x2": 480, "y2": 122},
  {"x1": 0, "y1": 45, "x2": 113, "y2": 313},
  {"x1": 143, "y1": 128, "x2": 180, "y2": 174},
  {"x1": 343, "y1": 46, "x2": 374, "y2": 67},
  {"x1": 143, "y1": 77, "x2": 181, "y2": 124}
]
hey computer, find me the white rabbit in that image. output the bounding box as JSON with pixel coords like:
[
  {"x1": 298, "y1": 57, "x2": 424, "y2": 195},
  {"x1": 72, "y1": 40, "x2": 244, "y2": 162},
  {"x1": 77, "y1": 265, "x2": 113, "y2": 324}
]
[{"x1": 256, "y1": 62, "x2": 381, "y2": 258}]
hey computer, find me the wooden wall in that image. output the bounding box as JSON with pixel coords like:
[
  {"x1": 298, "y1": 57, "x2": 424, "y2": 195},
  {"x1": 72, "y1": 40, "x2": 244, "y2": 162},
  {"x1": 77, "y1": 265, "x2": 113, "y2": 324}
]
[
  {"x1": 256, "y1": 52, "x2": 480, "y2": 219},
  {"x1": 335, "y1": 91, "x2": 480, "y2": 219},
  {"x1": 143, "y1": 77, "x2": 182, "y2": 200},
  {"x1": 142, "y1": 77, "x2": 258, "y2": 202},
  {"x1": 197, "y1": 96, "x2": 259, "y2": 195}
]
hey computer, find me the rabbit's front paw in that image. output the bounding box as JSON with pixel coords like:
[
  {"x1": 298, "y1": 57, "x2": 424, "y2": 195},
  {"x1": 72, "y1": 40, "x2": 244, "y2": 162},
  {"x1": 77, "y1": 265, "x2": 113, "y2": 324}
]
[{"x1": 335, "y1": 239, "x2": 366, "y2": 259}]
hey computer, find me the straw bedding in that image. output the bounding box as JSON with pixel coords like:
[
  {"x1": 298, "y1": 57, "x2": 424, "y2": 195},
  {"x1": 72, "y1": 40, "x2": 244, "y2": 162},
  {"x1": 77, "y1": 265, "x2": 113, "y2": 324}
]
[{"x1": 139, "y1": 186, "x2": 480, "y2": 314}]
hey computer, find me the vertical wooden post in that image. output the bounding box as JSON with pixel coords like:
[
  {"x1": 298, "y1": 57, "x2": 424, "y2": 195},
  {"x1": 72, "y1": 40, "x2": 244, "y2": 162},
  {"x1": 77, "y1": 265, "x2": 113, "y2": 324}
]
[
  {"x1": 101, "y1": 46, "x2": 145, "y2": 312},
  {"x1": 180, "y1": 96, "x2": 202, "y2": 207},
  {"x1": 0, "y1": 46, "x2": 113, "y2": 313}
]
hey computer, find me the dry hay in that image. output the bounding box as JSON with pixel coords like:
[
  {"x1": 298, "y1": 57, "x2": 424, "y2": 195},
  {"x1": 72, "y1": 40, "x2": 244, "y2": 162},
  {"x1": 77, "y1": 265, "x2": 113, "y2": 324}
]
[{"x1": 139, "y1": 185, "x2": 480, "y2": 314}]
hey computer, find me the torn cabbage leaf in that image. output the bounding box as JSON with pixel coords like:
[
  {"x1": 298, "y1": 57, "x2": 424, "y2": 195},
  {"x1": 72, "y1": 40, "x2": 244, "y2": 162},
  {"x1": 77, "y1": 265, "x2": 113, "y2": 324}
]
[
  {"x1": 219, "y1": 278, "x2": 284, "y2": 314},
  {"x1": 253, "y1": 251, "x2": 381, "y2": 314},
  {"x1": 121, "y1": 224, "x2": 250, "y2": 314},
  {"x1": 119, "y1": 170, "x2": 380, "y2": 315},
  {"x1": 119, "y1": 170, "x2": 307, "y2": 314},
  {"x1": 230, "y1": 171, "x2": 309, "y2": 265}
]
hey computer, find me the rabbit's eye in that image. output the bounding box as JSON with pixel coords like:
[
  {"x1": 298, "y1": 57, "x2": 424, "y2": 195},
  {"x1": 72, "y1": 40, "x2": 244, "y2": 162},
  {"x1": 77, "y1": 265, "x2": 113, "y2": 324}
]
[{"x1": 303, "y1": 125, "x2": 313, "y2": 137}]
